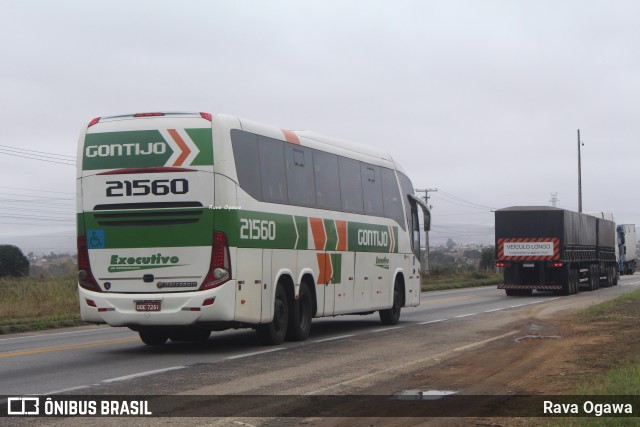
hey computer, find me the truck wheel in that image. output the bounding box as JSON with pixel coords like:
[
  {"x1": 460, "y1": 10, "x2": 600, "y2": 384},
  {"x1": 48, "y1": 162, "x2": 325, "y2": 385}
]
[
  {"x1": 286, "y1": 281, "x2": 312, "y2": 341},
  {"x1": 257, "y1": 284, "x2": 289, "y2": 345},
  {"x1": 380, "y1": 279, "x2": 403, "y2": 325},
  {"x1": 139, "y1": 329, "x2": 168, "y2": 346},
  {"x1": 588, "y1": 266, "x2": 596, "y2": 291},
  {"x1": 560, "y1": 269, "x2": 572, "y2": 296}
]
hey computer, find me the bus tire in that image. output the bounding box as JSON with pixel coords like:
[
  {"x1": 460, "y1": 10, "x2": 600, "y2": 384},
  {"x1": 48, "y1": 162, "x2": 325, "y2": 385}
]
[
  {"x1": 169, "y1": 328, "x2": 211, "y2": 343},
  {"x1": 379, "y1": 279, "x2": 402, "y2": 325},
  {"x1": 139, "y1": 329, "x2": 168, "y2": 346},
  {"x1": 286, "y1": 281, "x2": 312, "y2": 341},
  {"x1": 257, "y1": 284, "x2": 289, "y2": 345}
]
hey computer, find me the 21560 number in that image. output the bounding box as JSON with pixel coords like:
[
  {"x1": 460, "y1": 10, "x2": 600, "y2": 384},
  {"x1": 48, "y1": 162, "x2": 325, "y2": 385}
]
[
  {"x1": 106, "y1": 179, "x2": 189, "y2": 197},
  {"x1": 240, "y1": 218, "x2": 276, "y2": 240}
]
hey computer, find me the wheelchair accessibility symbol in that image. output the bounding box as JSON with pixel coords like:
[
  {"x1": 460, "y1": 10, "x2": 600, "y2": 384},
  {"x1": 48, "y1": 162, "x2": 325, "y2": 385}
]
[{"x1": 87, "y1": 229, "x2": 105, "y2": 249}]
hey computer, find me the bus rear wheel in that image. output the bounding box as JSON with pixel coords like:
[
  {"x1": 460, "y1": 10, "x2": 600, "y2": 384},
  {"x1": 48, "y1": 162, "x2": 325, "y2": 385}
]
[
  {"x1": 379, "y1": 279, "x2": 402, "y2": 325},
  {"x1": 286, "y1": 281, "x2": 312, "y2": 341},
  {"x1": 139, "y1": 329, "x2": 168, "y2": 346},
  {"x1": 257, "y1": 284, "x2": 289, "y2": 345},
  {"x1": 169, "y1": 328, "x2": 211, "y2": 343}
]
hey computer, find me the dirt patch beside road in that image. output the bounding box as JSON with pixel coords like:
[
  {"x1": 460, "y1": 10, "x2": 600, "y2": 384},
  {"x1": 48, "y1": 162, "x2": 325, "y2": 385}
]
[{"x1": 310, "y1": 296, "x2": 640, "y2": 427}]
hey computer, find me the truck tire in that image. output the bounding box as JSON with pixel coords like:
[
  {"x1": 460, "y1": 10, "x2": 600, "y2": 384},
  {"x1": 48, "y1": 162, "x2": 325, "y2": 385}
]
[
  {"x1": 588, "y1": 265, "x2": 598, "y2": 291},
  {"x1": 558, "y1": 267, "x2": 573, "y2": 296}
]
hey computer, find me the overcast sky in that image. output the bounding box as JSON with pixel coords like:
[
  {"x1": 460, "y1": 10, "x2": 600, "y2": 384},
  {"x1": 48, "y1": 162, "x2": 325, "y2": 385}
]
[{"x1": 1, "y1": 0, "x2": 639, "y2": 251}]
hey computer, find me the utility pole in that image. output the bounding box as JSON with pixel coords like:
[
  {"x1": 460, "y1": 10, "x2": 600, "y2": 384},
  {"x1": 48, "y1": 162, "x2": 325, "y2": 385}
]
[
  {"x1": 414, "y1": 188, "x2": 437, "y2": 275},
  {"x1": 577, "y1": 129, "x2": 583, "y2": 212}
]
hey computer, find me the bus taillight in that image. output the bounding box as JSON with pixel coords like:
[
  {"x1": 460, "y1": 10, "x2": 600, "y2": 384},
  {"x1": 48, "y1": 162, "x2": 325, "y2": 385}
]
[
  {"x1": 200, "y1": 231, "x2": 232, "y2": 290},
  {"x1": 77, "y1": 235, "x2": 101, "y2": 292}
]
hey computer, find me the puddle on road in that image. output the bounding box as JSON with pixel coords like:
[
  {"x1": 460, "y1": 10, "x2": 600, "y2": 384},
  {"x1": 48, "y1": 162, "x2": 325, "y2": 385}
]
[
  {"x1": 393, "y1": 389, "x2": 457, "y2": 400},
  {"x1": 515, "y1": 323, "x2": 561, "y2": 343}
]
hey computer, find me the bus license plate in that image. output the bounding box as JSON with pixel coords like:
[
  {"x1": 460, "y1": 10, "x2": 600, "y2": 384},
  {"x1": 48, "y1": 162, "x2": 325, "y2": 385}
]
[
  {"x1": 523, "y1": 263, "x2": 535, "y2": 268},
  {"x1": 135, "y1": 301, "x2": 161, "y2": 312}
]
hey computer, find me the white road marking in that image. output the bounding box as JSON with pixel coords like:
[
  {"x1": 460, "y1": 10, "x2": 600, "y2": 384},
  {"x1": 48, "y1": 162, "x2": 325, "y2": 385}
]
[
  {"x1": 454, "y1": 313, "x2": 477, "y2": 318},
  {"x1": 372, "y1": 326, "x2": 405, "y2": 333},
  {"x1": 102, "y1": 366, "x2": 185, "y2": 383},
  {"x1": 314, "y1": 334, "x2": 355, "y2": 343},
  {"x1": 226, "y1": 347, "x2": 284, "y2": 360},
  {"x1": 418, "y1": 319, "x2": 447, "y2": 325}
]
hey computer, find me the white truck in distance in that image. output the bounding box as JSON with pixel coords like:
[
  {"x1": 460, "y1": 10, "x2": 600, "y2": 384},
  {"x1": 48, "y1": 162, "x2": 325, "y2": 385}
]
[{"x1": 617, "y1": 224, "x2": 637, "y2": 275}]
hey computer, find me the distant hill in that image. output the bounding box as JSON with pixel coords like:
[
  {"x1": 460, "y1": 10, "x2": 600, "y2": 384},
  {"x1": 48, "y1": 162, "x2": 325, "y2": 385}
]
[
  {"x1": 0, "y1": 231, "x2": 75, "y2": 255},
  {"x1": 428, "y1": 224, "x2": 495, "y2": 246}
]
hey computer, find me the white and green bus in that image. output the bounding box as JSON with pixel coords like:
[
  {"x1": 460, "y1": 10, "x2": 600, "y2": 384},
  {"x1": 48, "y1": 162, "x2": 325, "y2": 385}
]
[{"x1": 77, "y1": 112, "x2": 430, "y2": 345}]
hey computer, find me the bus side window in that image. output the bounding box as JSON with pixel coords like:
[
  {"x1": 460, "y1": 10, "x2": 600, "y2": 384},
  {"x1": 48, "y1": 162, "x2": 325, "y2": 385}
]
[
  {"x1": 258, "y1": 136, "x2": 288, "y2": 204},
  {"x1": 230, "y1": 130, "x2": 262, "y2": 200},
  {"x1": 361, "y1": 164, "x2": 383, "y2": 216},
  {"x1": 285, "y1": 145, "x2": 316, "y2": 207},
  {"x1": 338, "y1": 156, "x2": 364, "y2": 214},
  {"x1": 381, "y1": 168, "x2": 405, "y2": 229},
  {"x1": 314, "y1": 151, "x2": 341, "y2": 211}
]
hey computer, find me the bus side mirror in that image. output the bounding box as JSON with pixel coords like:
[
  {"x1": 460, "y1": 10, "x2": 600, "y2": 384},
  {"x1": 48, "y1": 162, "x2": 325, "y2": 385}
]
[{"x1": 424, "y1": 211, "x2": 431, "y2": 232}]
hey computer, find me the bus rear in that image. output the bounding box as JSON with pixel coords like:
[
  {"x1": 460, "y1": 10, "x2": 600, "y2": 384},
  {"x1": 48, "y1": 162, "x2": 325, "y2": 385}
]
[{"x1": 76, "y1": 112, "x2": 231, "y2": 343}]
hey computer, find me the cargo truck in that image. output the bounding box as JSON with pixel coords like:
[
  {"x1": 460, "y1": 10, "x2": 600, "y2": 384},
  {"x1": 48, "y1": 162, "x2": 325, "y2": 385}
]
[
  {"x1": 495, "y1": 206, "x2": 618, "y2": 296},
  {"x1": 617, "y1": 224, "x2": 637, "y2": 275}
]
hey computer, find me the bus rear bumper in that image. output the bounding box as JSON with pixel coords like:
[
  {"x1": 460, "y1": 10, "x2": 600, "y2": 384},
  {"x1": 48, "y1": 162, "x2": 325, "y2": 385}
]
[{"x1": 78, "y1": 281, "x2": 236, "y2": 327}]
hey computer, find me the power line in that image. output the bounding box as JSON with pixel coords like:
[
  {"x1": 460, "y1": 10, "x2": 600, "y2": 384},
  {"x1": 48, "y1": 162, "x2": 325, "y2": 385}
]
[
  {"x1": 436, "y1": 190, "x2": 496, "y2": 210},
  {"x1": 0, "y1": 149, "x2": 75, "y2": 166},
  {"x1": 0, "y1": 144, "x2": 74, "y2": 159},
  {"x1": 0, "y1": 186, "x2": 75, "y2": 195}
]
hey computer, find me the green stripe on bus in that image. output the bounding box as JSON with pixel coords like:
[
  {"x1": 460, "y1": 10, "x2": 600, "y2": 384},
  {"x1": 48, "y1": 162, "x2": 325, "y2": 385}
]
[
  {"x1": 295, "y1": 215, "x2": 308, "y2": 250},
  {"x1": 324, "y1": 219, "x2": 337, "y2": 251},
  {"x1": 186, "y1": 128, "x2": 213, "y2": 166},
  {"x1": 330, "y1": 253, "x2": 342, "y2": 284},
  {"x1": 81, "y1": 209, "x2": 213, "y2": 248}
]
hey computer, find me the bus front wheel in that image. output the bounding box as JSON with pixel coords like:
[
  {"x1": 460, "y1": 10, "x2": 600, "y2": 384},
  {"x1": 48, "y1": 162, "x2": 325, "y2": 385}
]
[
  {"x1": 257, "y1": 284, "x2": 289, "y2": 345},
  {"x1": 379, "y1": 279, "x2": 402, "y2": 325}
]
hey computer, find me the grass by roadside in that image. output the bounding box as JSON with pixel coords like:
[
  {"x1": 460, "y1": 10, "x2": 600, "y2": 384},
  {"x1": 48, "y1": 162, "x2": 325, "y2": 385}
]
[
  {"x1": 546, "y1": 287, "x2": 640, "y2": 426},
  {"x1": 0, "y1": 270, "x2": 503, "y2": 334},
  {"x1": 0, "y1": 275, "x2": 82, "y2": 334},
  {"x1": 422, "y1": 270, "x2": 502, "y2": 291}
]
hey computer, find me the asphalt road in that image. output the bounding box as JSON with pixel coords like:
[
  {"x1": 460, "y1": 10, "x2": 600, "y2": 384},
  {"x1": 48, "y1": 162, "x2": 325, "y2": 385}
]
[{"x1": 1, "y1": 274, "x2": 639, "y2": 400}]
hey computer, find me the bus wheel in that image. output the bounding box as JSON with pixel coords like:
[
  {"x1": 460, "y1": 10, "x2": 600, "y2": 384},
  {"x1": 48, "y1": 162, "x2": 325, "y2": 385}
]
[
  {"x1": 379, "y1": 279, "x2": 402, "y2": 325},
  {"x1": 257, "y1": 284, "x2": 289, "y2": 345},
  {"x1": 286, "y1": 281, "x2": 312, "y2": 341},
  {"x1": 139, "y1": 329, "x2": 168, "y2": 346},
  {"x1": 169, "y1": 328, "x2": 211, "y2": 343}
]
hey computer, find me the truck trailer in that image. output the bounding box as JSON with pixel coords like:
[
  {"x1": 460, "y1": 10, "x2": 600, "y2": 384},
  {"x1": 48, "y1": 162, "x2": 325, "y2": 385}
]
[
  {"x1": 495, "y1": 206, "x2": 618, "y2": 296},
  {"x1": 617, "y1": 224, "x2": 637, "y2": 275}
]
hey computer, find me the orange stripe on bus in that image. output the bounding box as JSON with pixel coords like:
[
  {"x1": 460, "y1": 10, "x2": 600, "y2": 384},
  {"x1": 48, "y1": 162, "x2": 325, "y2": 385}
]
[
  {"x1": 167, "y1": 129, "x2": 191, "y2": 166},
  {"x1": 316, "y1": 253, "x2": 332, "y2": 285},
  {"x1": 281, "y1": 129, "x2": 301, "y2": 145},
  {"x1": 309, "y1": 217, "x2": 326, "y2": 250}
]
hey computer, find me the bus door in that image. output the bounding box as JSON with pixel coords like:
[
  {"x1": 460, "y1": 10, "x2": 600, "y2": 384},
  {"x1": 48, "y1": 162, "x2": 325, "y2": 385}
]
[{"x1": 408, "y1": 195, "x2": 431, "y2": 306}]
